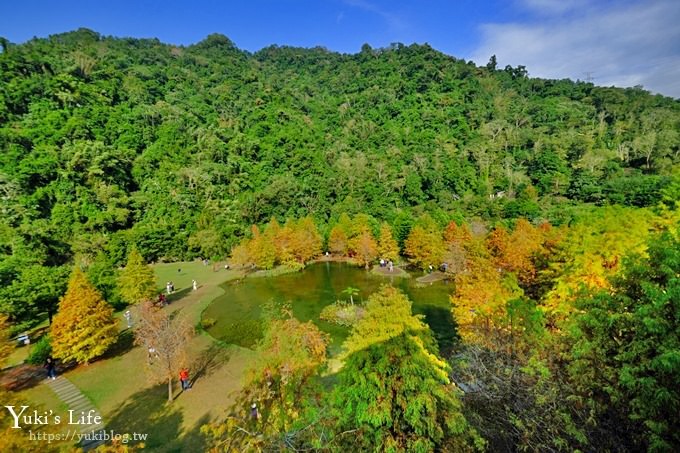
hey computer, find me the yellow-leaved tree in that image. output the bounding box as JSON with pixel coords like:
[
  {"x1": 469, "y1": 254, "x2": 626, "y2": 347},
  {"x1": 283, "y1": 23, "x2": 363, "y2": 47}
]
[
  {"x1": 274, "y1": 219, "x2": 297, "y2": 265},
  {"x1": 292, "y1": 216, "x2": 322, "y2": 264},
  {"x1": 328, "y1": 225, "x2": 348, "y2": 256},
  {"x1": 443, "y1": 221, "x2": 473, "y2": 275},
  {"x1": 350, "y1": 230, "x2": 378, "y2": 269},
  {"x1": 230, "y1": 239, "x2": 252, "y2": 267},
  {"x1": 405, "y1": 225, "x2": 444, "y2": 270},
  {"x1": 541, "y1": 206, "x2": 656, "y2": 325},
  {"x1": 329, "y1": 213, "x2": 353, "y2": 256},
  {"x1": 117, "y1": 247, "x2": 157, "y2": 305},
  {"x1": 249, "y1": 225, "x2": 277, "y2": 269},
  {"x1": 51, "y1": 268, "x2": 118, "y2": 364},
  {"x1": 377, "y1": 222, "x2": 399, "y2": 262}
]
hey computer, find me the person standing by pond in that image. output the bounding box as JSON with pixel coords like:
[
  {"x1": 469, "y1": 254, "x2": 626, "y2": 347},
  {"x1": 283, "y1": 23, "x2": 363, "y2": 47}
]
[{"x1": 124, "y1": 310, "x2": 132, "y2": 328}]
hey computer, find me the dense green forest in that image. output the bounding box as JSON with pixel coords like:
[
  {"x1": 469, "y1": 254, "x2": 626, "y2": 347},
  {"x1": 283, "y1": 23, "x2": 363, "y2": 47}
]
[
  {"x1": 1, "y1": 29, "x2": 679, "y2": 451},
  {"x1": 1, "y1": 29, "x2": 678, "y2": 265}
]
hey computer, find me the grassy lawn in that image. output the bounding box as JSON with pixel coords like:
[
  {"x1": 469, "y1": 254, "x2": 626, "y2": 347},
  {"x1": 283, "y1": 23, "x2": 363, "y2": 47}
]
[
  {"x1": 3, "y1": 320, "x2": 51, "y2": 369},
  {"x1": 14, "y1": 261, "x2": 253, "y2": 451},
  {"x1": 4, "y1": 344, "x2": 31, "y2": 369}
]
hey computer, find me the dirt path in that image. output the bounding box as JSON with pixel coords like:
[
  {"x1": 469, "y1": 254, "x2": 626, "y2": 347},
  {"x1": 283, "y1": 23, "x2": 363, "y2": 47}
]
[{"x1": 416, "y1": 271, "x2": 449, "y2": 283}]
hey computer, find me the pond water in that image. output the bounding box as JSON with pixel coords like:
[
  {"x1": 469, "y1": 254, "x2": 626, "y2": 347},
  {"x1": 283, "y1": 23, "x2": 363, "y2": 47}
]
[{"x1": 202, "y1": 262, "x2": 457, "y2": 355}]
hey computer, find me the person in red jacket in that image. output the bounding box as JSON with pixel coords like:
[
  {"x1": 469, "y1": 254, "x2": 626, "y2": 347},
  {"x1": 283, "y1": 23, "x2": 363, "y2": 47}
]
[{"x1": 179, "y1": 367, "x2": 190, "y2": 391}]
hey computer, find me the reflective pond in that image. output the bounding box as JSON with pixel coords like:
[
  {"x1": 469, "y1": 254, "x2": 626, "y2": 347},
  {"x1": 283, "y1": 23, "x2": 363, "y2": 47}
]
[{"x1": 202, "y1": 262, "x2": 457, "y2": 354}]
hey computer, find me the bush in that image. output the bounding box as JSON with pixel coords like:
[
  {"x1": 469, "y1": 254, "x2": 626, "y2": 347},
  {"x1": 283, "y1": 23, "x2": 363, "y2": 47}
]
[
  {"x1": 200, "y1": 317, "x2": 216, "y2": 329},
  {"x1": 27, "y1": 336, "x2": 52, "y2": 365},
  {"x1": 249, "y1": 264, "x2": 303, "y2": 278},
  {"x1": 320, "y1": 301, "x2": 364, "y2": 326}
]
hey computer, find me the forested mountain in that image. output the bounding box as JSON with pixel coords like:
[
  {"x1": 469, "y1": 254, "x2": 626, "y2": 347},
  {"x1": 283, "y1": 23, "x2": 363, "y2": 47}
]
[
  {"x1": 1, "y1": 29, "x2": 679, "y2": 452},
  {"x1": 0, "y1": 29, "x2": 678, "y2": 318}
]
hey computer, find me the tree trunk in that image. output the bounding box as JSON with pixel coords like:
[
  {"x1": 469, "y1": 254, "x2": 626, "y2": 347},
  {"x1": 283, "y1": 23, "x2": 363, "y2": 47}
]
[{"x1": 168, "y1": 376, "x2": 173, "y2": 402}]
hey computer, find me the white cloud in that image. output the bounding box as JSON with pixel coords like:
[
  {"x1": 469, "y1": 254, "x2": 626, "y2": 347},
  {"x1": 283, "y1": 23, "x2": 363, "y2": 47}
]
[
  {"x1": 521, "y1": 0, "x2": 588, "y2": 15},
  {"x1": 343, "y1": 0, "x2": 407, "y2": 31},
  {"x1": 472, "y1": 0, "x2": 680, "y2": 98}
]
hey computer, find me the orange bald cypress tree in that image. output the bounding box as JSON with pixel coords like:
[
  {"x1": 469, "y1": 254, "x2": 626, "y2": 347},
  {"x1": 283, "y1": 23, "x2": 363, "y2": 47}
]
[
  {"x1": 351, "y1": 230, "x2": 378, "y2": 269},
  {"x1": 443, "y1": 221, "x2": 473, "y2": 274},
  {"x1": 405, "y1": 225, "x2": 443, "y2": 271},
  {"x1": 328, "y1": 225, "x2": 349, "y2": 256},
  {"x1": 293, "y1": 216, "x2": 322, "y2": 263},
  {"x1": 377, "y1": 222, "x2": 399, "y2": 262},
  {"x1": 118, "y1": 247, "x2": 157, "y2": 305},
  {"x1": 50, "y1": 268, "x2": 117, "y2": 365},
  {"x1": 249, "y1": 225, "x2": 276, "y2": 269}
]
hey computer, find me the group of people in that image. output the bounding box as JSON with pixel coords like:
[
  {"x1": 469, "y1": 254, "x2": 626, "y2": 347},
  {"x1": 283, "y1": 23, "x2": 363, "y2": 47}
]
[
  {"x1": 378, "y1": 258, "x2": 394, "y2": 272},
  {"x1": 165, "y1": 279, "x2": 199, "y2": 296}
]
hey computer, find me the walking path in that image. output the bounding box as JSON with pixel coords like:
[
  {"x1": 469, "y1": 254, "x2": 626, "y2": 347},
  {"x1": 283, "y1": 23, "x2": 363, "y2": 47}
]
[
  {"x1": 46, "y1": 376, "x2": 105, "y2": 450},
  {"x1": 416, "y1": 271, "x2": 448, "y2": 283}
]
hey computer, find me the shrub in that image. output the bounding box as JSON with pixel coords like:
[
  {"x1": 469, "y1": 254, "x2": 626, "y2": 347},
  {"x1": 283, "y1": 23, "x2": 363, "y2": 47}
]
[
  {"x1": 320, "y1": 301, "x2": 364, "y2": 326},
  {"x1": 27, "y1": 336, "x2": 52, "y2": 365}
]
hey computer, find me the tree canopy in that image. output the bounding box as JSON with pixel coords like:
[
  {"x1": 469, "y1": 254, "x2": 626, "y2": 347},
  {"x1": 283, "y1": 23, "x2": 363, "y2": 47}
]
[{"x1": 50, "y1": 268, "x2": 117, "y2": 364}]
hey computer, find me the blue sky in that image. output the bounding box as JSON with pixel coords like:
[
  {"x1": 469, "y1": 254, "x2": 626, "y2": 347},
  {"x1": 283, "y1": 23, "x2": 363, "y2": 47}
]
[{"x1": 2, "y1": 0, "x2": 679, "y2": 97}]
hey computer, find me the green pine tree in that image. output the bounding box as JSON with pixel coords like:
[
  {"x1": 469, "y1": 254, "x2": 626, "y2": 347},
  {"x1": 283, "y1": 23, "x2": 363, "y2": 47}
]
[{"x1": 334, "y1": 286, "x2": 484, "y2": 452}]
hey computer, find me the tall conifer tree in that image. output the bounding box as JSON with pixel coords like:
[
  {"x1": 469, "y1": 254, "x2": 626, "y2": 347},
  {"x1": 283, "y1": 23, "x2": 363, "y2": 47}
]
[
  {"x1": 51, "y1": 268, "x2": 117, "y2": 364},
  {"x1": 118, "y1": 248, "x2": 157, "y2": 305}
]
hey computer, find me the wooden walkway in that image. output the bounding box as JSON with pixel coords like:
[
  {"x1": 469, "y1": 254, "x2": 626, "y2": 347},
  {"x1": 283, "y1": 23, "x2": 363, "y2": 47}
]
[{"x1": 46, "y1": 376, "x2": 105, "y2": 450}]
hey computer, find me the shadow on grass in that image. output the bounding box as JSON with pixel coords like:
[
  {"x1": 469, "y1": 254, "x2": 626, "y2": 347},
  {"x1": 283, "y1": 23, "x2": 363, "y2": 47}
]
[
  {"x1": 105, "y1": 384, "x2": 211, "y2": 452},
  {"x1": 190, "y1": 344, "x2": 231, "y2": 387},
  {"x1": 99, "y1": 329, "x2": 135, "y2": 361},
  {"x1": 105, "y1": 384, "x2": 181, "y2": 451},
  {"x1": 0, "y1": 364, "x2": 46, "y2": 391},
  {"x1": 167, "y1": 287, "x2": 191, "y2": 304},
  {"x1": 178, "y1": 414, "x2": 212, "y2": 452}
]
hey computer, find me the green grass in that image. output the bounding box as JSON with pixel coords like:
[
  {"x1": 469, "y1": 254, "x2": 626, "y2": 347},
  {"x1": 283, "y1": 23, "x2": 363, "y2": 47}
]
[
  {"x1": 4, "y1": 344, "x2": 31, "y2": 369},
  {"x1": 3, "y1": 321, "x2": 51, "y2": 369},
  {"x1": 248, "y1": 264, "x2": 303, "y2": 278},
  {"x1": 370, "y1": 266, "x2": 411, "y2": 278},
  {"x1": 8, "y1": 261, "x2": 251, "y2": 452},
  {"x1": 153, "y1": 260, "x2": 227, "y2": 294}
]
